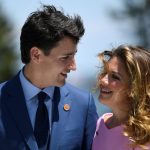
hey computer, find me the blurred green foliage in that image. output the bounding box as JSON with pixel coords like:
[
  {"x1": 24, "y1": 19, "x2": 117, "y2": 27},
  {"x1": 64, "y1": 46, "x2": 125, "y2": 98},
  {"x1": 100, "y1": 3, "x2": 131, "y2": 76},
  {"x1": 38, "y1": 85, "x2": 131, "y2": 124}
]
[
  {"x1": 0, "y1": 6, "x2": 17, "y2": 83},
  {"x1": 110, "y1": 0, "x2": 150, "y2": 49}
]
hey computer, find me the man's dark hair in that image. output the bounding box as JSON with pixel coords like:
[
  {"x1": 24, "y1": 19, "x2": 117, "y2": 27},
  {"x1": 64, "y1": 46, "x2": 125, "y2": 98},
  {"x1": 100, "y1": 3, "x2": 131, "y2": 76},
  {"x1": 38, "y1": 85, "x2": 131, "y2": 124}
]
[{"x1": 20, "y1": 5, "x2": 85, "y2": 64}]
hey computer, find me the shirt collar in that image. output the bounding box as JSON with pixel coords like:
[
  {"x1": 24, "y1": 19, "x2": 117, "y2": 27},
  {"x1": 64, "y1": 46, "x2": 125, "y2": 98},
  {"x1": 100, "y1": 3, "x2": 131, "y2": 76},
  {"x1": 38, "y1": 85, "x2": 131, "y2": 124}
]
[{"x1": 19, "y1": 68, "x2": 55, "y2": 101}]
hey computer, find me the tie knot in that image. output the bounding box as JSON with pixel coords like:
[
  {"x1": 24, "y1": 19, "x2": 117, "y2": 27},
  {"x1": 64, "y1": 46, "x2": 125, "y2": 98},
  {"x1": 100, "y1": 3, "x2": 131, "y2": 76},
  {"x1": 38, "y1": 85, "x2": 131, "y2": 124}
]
[{"x1": 38, "y1": 92, "x2": 47, "y2": 102}]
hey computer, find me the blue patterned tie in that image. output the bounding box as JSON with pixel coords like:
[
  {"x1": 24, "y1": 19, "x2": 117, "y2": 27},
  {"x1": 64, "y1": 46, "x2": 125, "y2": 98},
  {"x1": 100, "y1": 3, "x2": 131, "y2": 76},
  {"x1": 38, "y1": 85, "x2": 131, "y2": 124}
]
[{"x1": 34, "y1": 91, "x2": 49, "y2": 148}]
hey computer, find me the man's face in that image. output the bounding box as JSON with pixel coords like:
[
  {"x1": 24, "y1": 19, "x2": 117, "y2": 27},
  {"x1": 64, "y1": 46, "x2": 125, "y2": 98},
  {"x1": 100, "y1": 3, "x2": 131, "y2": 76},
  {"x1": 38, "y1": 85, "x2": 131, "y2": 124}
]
[{"x1": 38, "y1": 37, "x2": 77, "y2": 87}]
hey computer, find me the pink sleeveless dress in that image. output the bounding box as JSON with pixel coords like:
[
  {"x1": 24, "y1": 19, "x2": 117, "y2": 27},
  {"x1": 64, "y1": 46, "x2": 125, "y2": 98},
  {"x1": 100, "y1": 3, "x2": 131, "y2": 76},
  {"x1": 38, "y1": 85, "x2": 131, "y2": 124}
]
[{"x1": 92, "y1": 113, "x2": 148, "y2": 150}]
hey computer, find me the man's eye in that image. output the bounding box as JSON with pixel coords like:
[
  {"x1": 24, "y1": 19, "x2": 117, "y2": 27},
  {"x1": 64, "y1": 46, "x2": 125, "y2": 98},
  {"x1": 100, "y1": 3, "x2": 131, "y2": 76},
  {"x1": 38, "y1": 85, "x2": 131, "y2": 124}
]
[
  {"x1": 112, "y1": 74, "x2": 120, "y2": 80},
  {"x1": 61, "y1": 56, "x2": 69, "y2": 60}
]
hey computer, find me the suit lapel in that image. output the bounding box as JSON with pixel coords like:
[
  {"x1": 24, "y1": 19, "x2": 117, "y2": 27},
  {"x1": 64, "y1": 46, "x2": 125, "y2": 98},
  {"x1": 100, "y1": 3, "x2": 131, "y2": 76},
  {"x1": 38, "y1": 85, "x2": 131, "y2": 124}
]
[
  {"x1": 59, "y1": 85, "x2": 72, "y2": 124},
  {"x1": 52, "y1": 86, "x2": 72, "y2": 125},
  {"x1": 1, "y1": 73, "x2": 38, "y2": 150},
  {"x1": 50, "y1": 85, "x2": 72, "y2": 148}
]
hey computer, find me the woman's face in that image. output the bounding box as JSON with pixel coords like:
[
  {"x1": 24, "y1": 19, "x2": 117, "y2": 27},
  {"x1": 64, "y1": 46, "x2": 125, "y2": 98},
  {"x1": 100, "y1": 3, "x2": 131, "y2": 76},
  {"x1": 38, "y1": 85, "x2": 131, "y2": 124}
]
[{"x1": 99, "y1": 56, "x2": 130, "y2": 112}]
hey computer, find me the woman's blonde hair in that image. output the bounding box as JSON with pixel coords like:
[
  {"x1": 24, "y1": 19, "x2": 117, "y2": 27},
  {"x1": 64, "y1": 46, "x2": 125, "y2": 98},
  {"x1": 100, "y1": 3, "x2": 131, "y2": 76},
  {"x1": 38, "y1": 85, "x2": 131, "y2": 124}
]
[{"x1": 98, "y1": 45, "x2": 150, "y2": 149}]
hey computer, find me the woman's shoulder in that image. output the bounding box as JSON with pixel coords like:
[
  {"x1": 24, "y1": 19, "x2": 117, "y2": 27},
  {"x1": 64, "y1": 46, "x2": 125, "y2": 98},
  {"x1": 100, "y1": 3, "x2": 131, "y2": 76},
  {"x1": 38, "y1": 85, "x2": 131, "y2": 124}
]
[
  {"x1": 97, "y1": 113, "x2": 113, "y2": 124},
  {"x1": 96, "y1": 113, "x2": 113, "y2": 131}
]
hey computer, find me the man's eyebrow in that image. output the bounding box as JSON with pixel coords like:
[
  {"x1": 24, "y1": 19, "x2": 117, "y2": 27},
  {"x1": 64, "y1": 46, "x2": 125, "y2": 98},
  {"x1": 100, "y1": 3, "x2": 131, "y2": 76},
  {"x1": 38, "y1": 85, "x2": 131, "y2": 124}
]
[{"x1": 63, "y1": 50, "x2": 77, "y2": 56}]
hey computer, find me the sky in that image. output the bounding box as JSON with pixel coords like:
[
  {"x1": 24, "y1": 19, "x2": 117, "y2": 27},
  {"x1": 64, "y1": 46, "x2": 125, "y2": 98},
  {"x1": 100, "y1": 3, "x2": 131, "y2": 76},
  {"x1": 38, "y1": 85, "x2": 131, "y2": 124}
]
[{"x1": 0, "y1": 0, "x2": 136, "y2": 115}]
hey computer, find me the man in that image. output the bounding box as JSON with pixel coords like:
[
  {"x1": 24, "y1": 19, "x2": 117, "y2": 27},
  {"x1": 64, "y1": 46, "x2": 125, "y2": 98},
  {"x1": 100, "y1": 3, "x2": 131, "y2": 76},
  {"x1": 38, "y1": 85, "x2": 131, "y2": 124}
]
[{"x1": 0, "y1": 5, "x2": 98, "y2": 150}]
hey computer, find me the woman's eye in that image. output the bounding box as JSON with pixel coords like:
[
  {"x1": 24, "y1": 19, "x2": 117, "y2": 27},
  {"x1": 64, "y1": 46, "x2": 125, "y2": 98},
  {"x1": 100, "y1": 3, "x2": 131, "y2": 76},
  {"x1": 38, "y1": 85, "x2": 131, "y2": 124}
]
[{"x1": 112, "y1": 74, "x2": 120, "y2": 80}]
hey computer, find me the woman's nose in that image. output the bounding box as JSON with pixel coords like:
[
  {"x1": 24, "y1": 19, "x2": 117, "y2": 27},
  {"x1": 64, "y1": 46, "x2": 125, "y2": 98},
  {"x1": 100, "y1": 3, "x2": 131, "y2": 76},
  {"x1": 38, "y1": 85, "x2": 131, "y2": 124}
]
[{"x1": 100, "y1": 74, "x2": 109, "y2": 85}]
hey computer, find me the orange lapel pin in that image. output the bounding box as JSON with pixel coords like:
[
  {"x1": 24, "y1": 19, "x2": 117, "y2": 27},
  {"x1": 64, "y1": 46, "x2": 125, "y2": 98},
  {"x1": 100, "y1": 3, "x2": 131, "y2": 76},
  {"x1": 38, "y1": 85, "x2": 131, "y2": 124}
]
[{"x1": 63, "y1": 104, "x2": 70, "y2": 111}]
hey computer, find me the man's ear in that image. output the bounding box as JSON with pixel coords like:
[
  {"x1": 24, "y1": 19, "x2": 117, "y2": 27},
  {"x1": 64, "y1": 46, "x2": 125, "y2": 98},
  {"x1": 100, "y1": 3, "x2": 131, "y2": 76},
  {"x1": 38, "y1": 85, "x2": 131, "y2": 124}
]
[{"x1": 30, "y1": 47, "x2": 42, "y2": 63}]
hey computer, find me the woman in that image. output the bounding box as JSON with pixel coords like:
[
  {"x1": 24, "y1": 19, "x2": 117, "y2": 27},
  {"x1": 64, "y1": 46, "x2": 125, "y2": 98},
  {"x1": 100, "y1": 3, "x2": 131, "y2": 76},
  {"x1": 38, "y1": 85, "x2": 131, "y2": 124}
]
[{"x1": 92, "y1": 45, "x2": 150, "y2": 150}]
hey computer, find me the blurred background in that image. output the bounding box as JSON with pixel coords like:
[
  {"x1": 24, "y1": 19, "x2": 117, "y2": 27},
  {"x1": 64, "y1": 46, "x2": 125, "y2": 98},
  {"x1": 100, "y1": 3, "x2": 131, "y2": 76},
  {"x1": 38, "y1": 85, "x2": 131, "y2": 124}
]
[{"x1": 0, "y1": 0, "x2": 150, "y2": 115}]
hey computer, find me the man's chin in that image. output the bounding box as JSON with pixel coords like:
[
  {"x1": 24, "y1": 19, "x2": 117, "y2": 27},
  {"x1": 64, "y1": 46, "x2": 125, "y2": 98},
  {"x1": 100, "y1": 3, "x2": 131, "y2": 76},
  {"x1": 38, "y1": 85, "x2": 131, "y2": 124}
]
[{"x1": 56, "y1": 80, "x2": 66, "y2": 87}]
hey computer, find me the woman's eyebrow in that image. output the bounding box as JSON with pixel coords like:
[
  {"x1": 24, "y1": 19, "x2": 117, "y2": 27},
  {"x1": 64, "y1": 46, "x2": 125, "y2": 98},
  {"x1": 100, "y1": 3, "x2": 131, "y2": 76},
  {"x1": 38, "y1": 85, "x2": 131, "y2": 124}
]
[{"x1": 111, "y1": 71, "x2": 122, "y2": 77}]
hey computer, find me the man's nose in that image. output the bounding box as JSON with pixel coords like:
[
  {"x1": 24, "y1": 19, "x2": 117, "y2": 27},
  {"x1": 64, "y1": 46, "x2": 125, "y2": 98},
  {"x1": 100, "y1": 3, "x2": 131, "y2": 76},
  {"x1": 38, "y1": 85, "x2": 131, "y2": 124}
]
[{"x1": 68, "y1": 59, "x2": 76, "y2": 71}]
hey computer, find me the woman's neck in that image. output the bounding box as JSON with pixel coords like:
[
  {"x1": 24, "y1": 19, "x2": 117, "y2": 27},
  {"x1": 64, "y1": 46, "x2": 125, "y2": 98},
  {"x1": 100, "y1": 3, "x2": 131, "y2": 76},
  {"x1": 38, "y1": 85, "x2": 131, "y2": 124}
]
[{"x1": 104, "y1": 112, "x2": 128, "y2": 129}]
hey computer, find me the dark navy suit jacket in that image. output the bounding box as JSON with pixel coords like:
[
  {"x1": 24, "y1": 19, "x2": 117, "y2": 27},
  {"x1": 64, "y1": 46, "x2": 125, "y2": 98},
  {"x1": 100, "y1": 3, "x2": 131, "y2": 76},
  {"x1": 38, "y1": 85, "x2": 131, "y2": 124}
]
[{"x1": 0, "y1": 72, "x2": 98, "y2": 150}]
